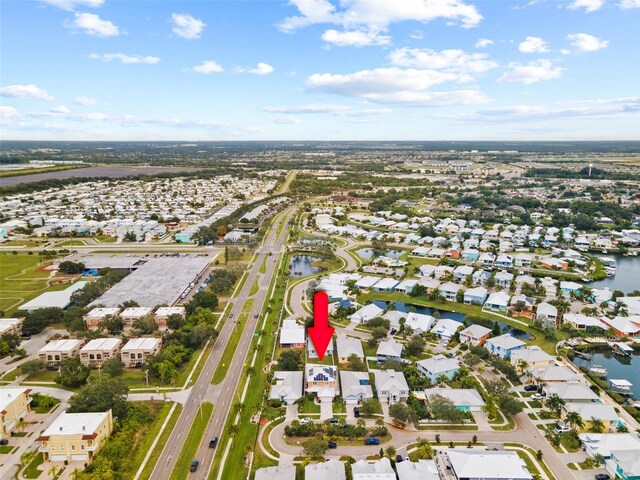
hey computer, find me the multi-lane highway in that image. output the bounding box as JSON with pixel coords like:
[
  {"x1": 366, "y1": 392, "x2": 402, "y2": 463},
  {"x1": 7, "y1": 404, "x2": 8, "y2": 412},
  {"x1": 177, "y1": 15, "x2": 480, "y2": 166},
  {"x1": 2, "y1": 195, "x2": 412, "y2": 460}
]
[{"x1": 151, "y1": 207, "x2": 295, "y2": 479}]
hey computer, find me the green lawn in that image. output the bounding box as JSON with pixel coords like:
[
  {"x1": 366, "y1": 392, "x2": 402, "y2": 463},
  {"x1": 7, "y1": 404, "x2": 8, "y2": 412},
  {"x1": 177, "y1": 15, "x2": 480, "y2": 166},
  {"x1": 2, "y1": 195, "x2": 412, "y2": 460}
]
[
  {"x1": 297, "y1": 396, "x2": 321, "y2": 414},
  {"x1": 211, "y1": 299, "x2": 255, "y2": 385},
  {"x1": 55, "y1": 239, "x2": 88, "y2": 247},
  {"x1": 23, "y1": 452, "x2": 44, "y2": 479},
  {"x1": 0, "y1": 252, "x2": 56, "y2": 314},
  {"x1": 0, "y1": 445, "x2": 13, "y2": 454},
  {"x1": 139, "y1": 403, "x2": 183, "y2": 479},
  {"x1": 170, "y1": 402, "x2": 214, "y2": 480}
]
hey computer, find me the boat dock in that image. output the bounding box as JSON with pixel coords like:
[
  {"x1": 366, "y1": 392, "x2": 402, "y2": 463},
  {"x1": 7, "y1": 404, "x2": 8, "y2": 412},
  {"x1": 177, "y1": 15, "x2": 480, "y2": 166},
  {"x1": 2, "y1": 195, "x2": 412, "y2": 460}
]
[
  {"x1": 610, "y1": 379, "x2": 634, "y2": 396},
  {"x1": 611, "y1": 342, "x2": 634, "y2": 357}
]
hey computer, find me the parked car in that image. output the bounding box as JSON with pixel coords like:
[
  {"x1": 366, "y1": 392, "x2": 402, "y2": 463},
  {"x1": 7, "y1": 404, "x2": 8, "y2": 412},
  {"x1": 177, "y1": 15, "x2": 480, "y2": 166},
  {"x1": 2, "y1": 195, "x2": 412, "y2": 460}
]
[
  {"x1": 300, "y1": 417, "x2": 312, "y2": 424},
  {"x1": 531, "y1": 393, "x2": 544, "y2": 400},
  {"x1": 364, "y1": 438, "x2": 380, "y2": 445},
  {"x1": 329, "y1": 417, "x2": 339, "y2": 423},
  {"x1": 353, "y1": 407, "x2": 360, "y2": 418},
  {"x1": 524, "y1": 384, "x2": 538, "y2": 392},
  {"x1": 327, "y1": 441, "x2": 337, "y2": 449},
  {"x1": 209, "y1": 436, "x2": 218, "y2": 448},
  {"x1": 555, "y1": 423, "x2": 571, "y2": 433},
  {"x1": 0, "y1": 439, "x2": 8, "y2": 446},
  {"x1": 594, "y1": 475, "x2": 610, "y2": 480},
  {"x1": 190, "y1": 460, "x2": 199, "y2": 472}
]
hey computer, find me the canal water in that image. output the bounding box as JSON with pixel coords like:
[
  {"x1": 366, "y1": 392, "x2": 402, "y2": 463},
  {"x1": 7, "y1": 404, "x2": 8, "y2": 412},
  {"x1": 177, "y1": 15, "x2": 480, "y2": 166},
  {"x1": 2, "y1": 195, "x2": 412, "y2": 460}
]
[
  {"x1": 572, "y1": 351, "x2": 640, "y2": 399},
  {"x1": 371, "y1": 301, "x2": 532, "y2": 339},
  {"x1": 356, "y1": 248, "x2": 404, "y2": 259},
  {"x1": 589, "y1": 254, "x2": 640, "y2": 294},
  {"x1": 289, "y1": 255, "x2": 322, "y2": 277}
]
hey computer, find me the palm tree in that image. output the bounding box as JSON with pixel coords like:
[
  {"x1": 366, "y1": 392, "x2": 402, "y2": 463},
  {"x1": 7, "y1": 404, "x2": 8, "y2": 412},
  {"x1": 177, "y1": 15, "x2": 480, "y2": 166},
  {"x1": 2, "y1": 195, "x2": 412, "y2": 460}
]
[
  {"x1": 385, "y1": 445, "x2": 397, "y2": 459},
  {"x1": 565, "y1": 411, "x2": 584, "y2": 431},
  {"x1": 48, "y1": 464, "x2": 60, "y2": 479},
  {"x1": 436, "y1": 374, "x2": 449, "y2": 386},
  {"x1": 590, "y1": 418, "x2": 605, "y2": 433},
  {"x1": 226, "y1": 424, "x2": 239, "y2": 437},
  {"x1": 39, "y1": 395, "x2": 56, "y2": 409}
]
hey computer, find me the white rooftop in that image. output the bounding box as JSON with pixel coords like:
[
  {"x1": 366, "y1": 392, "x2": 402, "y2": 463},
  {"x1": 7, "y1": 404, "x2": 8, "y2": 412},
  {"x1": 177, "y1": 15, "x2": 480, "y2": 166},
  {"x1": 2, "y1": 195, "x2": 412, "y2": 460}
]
[
  {"x1": 446, "y1": 450, "x2": 532, "y2": 479},
  {"x1": 39, "y1": 339, "x2": 83, "y2": 353},
  {"x1": 41, "y1": 410, "x2": 110, "y2": 437},
  {"x1": 81, "y1": 338, "x2": 122, "y2": 351},
  {"x1": 0, "y1": 387, "x2": 31, "y2": 412},
  {"x1": 20, "y1": 282, "x2": 89, "y2": 310},
  {"x1": 122, "y1": 337, "x2": 161, "y2": 351}
]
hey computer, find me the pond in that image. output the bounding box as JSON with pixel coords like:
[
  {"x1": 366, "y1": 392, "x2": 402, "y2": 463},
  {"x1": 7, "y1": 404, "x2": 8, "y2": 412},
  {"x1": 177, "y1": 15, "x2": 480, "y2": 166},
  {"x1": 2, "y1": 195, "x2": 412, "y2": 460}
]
[
  {"x1": 356, "y1": 248, "x2": 405, "y2": 260},
  {"x1": 572, "y1": 351, "x2": 640, "y2": 399},
  {"x1": 496, "y1": 321, "x2": 533, "y2": 340},
  {"x1": 588, "y1": 254, "x2": 640, "y2": 294},
  {"x1": 289, "y1": 255, "x2": 322, "y2": 277}
]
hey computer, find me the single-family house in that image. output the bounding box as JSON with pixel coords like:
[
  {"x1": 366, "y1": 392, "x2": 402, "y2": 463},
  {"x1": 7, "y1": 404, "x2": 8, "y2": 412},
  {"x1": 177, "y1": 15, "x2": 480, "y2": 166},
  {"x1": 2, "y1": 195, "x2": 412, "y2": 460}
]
[
  {"x1": 340, "y1": 371, "x2": 374, "y2": 404},
  {"x1": 463, "y1": 286, "x2": 488, "y2": 305},
  {"x1": 494, "y1": 271, "x2": 514, "y2": 289},
  {"x1": 350, "y1": 304, "x2": 384, "y2": 324},
  {"x1": 372, "y1": 278, "x2": 399, "y2": 293},
  {"x1": 536, "y1": 302, "x2": 558, "y2": 327},
  {"x1": 453, "y1": 265, "x2": 474, "y2": 282},
  {"x1": 458, "y1": 324, "x2": 492, "y2": 346},
  {"x1": 404, "y1": 312, "x2": 436, "y2": 335},
  {"x1": 510, "y1": 346, "x2": 554, "y2": 371},
  {"x1": 423, "y1": 388, "x2": 485, "y2": 412},
  {"x1": 336, "y1": 337, "x2": 364, "y2": 363},
  {"x1": 307, "y1": 337, "x2": 334, "y2": 359},
  {"x1": 255, "y1": 466, "x2": 296, "y2": 480},
  {"x1": 484, "y1": 334, "x2": 525, "y2": 359},
  {"x1": 374, "y1": 370, "x2": 409, "y2": 405},
  {"x1": 416, "y1": 355, "x2": 460, "y2": 383},
  {"x1": 495, "y1": 254, "x2": 513, "y2": 268},
  {"x1": 376, "y1": 341, "x2": 403, "y2": 363},
  {"x1": 269, "y1": 371, "x2": 303, "y2": 405},
  {"x1": 484, "y1": 291, "x2": 510, "y2": 312},
  {"x1": 394, "y1": 279, "x2": 417, "y2": 294},
  {"x1": 445, "y1": 450, "x2": 532, "y2": 480},
  {"x1": 305, "y1": 460, "x2": 346, "y2": 480},
  {"x1": 351, "y1": 458, "x2": 396, "y2": 480},
  {"x1": 544, "y1": 381, "x2": 601, "y2": 403},
  {"x1": 564, "y1": 403, "x2": 621, "y2": 432},
  {"x1": 305, "y1": 365, "x2": 338, "y2": 402},
  {"x1": 439, "y1": 282, "x2": 462, "y2": 302},
  {"x1": 430, "y1": 318, "x2": 463, "y2": 340},
  {"x1": 280, "y1": 318, "x2": 305, "y2": 348}
]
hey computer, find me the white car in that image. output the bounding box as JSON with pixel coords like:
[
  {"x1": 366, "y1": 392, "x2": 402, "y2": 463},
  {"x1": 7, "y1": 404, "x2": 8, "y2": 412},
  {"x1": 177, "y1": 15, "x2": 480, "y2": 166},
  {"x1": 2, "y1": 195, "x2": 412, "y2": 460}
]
[
  {"x1": 555, "y1": 423, "x2": 571, "y2": 433},
  {"x1": 531, "y1": 393, "x2": 544, "y2": 400},
  {"x1": 300, "y1": 417, "x2": 313, "y2": 424}
]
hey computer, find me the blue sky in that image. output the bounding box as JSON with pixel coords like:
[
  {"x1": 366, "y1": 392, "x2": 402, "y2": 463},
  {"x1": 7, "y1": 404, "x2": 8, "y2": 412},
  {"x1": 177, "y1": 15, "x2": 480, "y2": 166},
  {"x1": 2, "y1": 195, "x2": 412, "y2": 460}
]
[{"x1": 1, "y1": 0, "x2": 639, "y2": 141}]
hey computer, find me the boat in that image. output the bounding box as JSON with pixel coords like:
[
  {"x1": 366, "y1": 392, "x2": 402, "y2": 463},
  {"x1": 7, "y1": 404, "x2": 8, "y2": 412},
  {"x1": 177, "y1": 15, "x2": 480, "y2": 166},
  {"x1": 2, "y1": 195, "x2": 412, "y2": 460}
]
[
  {"x1": 589, "y1": 365, "x2": 608, "y2": 377},
  {"x1": 633, "y1": 401, "x2": 640, "y2": 409},
  {"x1": 602, "y1": 250, "x2": 608, "y2": 254},
  {"x1": 610, "y1": 379, "x2": 634, "y2": 396}
]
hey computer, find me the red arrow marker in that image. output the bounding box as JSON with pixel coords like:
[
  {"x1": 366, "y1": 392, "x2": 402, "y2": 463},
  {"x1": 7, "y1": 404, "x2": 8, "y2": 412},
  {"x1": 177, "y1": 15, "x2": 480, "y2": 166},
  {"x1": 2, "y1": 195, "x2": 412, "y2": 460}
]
[{"x1": 308, "y1": 291, "x2": 335, "y2": 361}]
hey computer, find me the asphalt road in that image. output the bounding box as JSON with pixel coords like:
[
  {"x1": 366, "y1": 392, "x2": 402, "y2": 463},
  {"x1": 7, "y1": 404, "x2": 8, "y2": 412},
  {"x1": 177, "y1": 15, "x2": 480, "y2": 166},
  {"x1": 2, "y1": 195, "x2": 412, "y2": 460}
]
[{"x1": 151, "y1": 207, "x2": 295, "y2": 479}]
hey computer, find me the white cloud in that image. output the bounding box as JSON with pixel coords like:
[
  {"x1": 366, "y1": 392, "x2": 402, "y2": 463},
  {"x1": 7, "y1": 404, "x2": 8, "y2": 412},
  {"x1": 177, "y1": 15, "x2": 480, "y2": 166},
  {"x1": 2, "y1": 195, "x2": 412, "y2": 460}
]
[
  {"x1": 73, "y1": 96, "x2": 97, "y2": 105},
  {"x1": 498, "y1": 59, "x2": 564, "y2": 84},
  {"x1": 568, "y1": 0, "x2": 604, "y2": 12},
  {"x1": 278, "y1": 0, "x2": 483, "y2": 46},
  {"x1": 321, "y1": 28, "x2": 391, "y2": 47},
  {"x1": 272, "y1": 116, "x2": 303, "y2": 124},
  {"x1": 305, "y1": 67, "x2": 489, "y2": 106},
  {"x1": 456, "y1": 97, "x2": 640, "y2": 122},
  {"x1": 518, "y1": 36, "x2": 549, "y2": 53},
  {"x1": 475, "y1": 38, "x2": 494, "y2": 48},
  {"x1": 410, "y1": 30, "x2": 424, "y2": 40},
  {"x1": 0, "y1": 84, "x2": 54, "y2": 101},
  {"x1": 620, "y1": 0, "x2": 640, "y2": 8},
  {"x1": 40, "y1": 0, "x2": 103, "y2": 10},
  {"x1": 191, "y1": 60, "x2": 224, "y2": 74},
  {"x1": 89, "y1": 53, "x2": 160, "y2": 64},
  {"x1": 50, "y1": 105, "x2": 70, "y2": 114},
  {"x1": 67, "y1": 12, "x2": 120, "y2": 37},
  {"x1": 171, "y1": 13, "x2": 205, "y2": 39},
  {"x1": 388, "y1": 48, "x2": 498, "y2": 73},
  {"x1": 0, "y1": 106, "x2": 19, "y2": 118},
  {"x1": 567, "y1": 33, "x2": 609, "y2": 52},
  {"x1": 236, "y1": 62, "x2": 274, "y2": 75},
  {"x1": 264, "y1": 104, "x2": 391, "y2": 116}
]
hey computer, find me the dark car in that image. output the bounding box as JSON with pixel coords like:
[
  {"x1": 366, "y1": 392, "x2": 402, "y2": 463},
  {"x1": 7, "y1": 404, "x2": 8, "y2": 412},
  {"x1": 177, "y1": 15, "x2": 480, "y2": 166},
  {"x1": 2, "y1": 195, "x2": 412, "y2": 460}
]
[
  {"x1": 209, "y1": 436, "x2": 218, "y2": 448},
  {"x1": 190, "y1": 460, "x2": 199, "y2": 472},
  {"x1": 594, "y1": 474, "x2": 611, "y2": 480},
  {"x1": 524, "y1": 384, "x2": 538, "y2": 392},
  {"x1": 329, "y1": 417, "x2": 339, "y2": 423},
  {"x1": 0, "y1": 439, "x2": 8, "y2": 446},
  {"x1": 395, "y1": 455, "x2": 404, "y2": 463},
  {"x1": 389, "y1": 328, "x2": 397, "y2": 335},
  {"x1": 364, "y1": 438, "x2": 380, "y2": 445},
  {"x1": 254, "y1": 314, "x2": 259, "y2": 318},
  {"x1": 327, "y1": 441, "x2": 337, "y2": 449},
  {"x1": 353, "y1": 407, "x2": 360, "y2": 418}
]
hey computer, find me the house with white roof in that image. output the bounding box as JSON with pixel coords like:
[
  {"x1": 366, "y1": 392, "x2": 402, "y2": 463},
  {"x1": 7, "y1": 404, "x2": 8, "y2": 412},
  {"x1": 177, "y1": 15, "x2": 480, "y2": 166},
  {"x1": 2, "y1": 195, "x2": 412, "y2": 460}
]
[
  {"x1": 418, "y1": 277, "x2": 441, "y2": 292},
  {"x1": 439, "y1": 282, "x2": 462, "y2": 301},
  {"x1": 336, "y1": 337, "x2": 364, "y2": 363},
  {"x1": 564, "y1": 403, "x2": 621, "y2": 432},
  {"x1": 255, "y1": 465, "x2": 296, "y2": 480},
  {"x1": 280, "y1": 318, "x2": 305, "y2": 348},
  {"x1": 423, "y1": 388, "x2": 485, "y2": 412},
  {"x1": 269, "y1": 371, "x2": 303, "y2": 405},
  {"x1": 394, "y1": 279, "x2": 417, "y2": 294},
  {"x1": 372, "y1": 278, "x2": 399, "y2": 293},
  {"x1": 396, "y1": 460, "x2": 440, "y2": 480},
  {"x1": 154, "y1": 306, "x2": 185, "y2": 328},
  {"x1": 404, "y1": 312, "x2": 436, "y2": 335},
  {"x1": 351, "y1": 458, "x2": 396, "y2": 480},
  {"x1": 458, "y1": 324, "x2": 492, "y2": 346},
  {"x1": 463, "y1": 286, "x2": 488, "y2": 305},
  {"x1": 383, "y1": 310, "x2": 407, "y2": 329},
  {"x1": 600, "y1": 315, "x2": 640, "y2": 338},
  {"x1": 560, "y1": 281, "x2": 582, "y2": 297},
  {"x1": 528, "y1": 365, "x2": 580, "y2": 384},
  {"x1": 120, "y1": 307, "x2": 153, "y2": 324},
  {"x1": 340, "y1": 371, "x2": 373, "y2": 404},
  {"x1": 121, "y1": 337, "x2": 162, "y2": 367},
  {"x1": 38, "y1": 339, "x2": 84, "y2": 365},
  {"x1": 453, "y1": 265, "x2": 474, "y2": 282},
  {"x1": 354, "y1": 276, "x2": 381, "y2": 290},
  {"x1": 307, "y1": 336, "x2": 334, "y2": 359},
  {"x1": 83, "y1": 307, "x2": 121, "y2": 330},
  {"x1": 494, "y1": 271, "x2": 514, "y2": 289},
  {"x1": 305, "y1": 459, "x2": 346, "y2": 480},
  {"x1": 544, "y1": 381, "x2": 601, "y2": 403},
  {"x1": 536, "y1": 302, "x2": 558, "y2": 327},
  {"x1": 430, "y1": 318, "x2": 463, "y2": 340},
  {"x1": 510, "y1": 346, "x2": 555, "y2": 370},
  {"x1": 374, "y1": 370, "x2": 409, "y2": 405},
  {"x1": 445, "y1": 450, "x2": 532, "y2": 480},
  {"x1": 349, "y1": 303, "x2": 384, "y2": 324},
  {"x1": 79, "y1": 338, "x2": 123, "y2": 367},
  {"x1": 484, "y1": 334, "x2": 525, "y2": 359},
  {"x1": 37, "y1": 410, "x2": 113, "y2": 463},
  {"x1": 563, "y1": 313, "x2": 604, "y2": 331},
  {"x1": 484, "y1": 291, "x2": 511, "y2": 312},
  {"x1": 495, "y1": 254, "x2": 514, "y2": 268},
  {"x1": 376, "y1": 340, "x2": 403, "y2": 363},
  {"x1": 417, "y1": 355, "x2": 460, "y2": 383},
  {"x1": 578, "y1": 432, "x2": 640, "y2": 460}
]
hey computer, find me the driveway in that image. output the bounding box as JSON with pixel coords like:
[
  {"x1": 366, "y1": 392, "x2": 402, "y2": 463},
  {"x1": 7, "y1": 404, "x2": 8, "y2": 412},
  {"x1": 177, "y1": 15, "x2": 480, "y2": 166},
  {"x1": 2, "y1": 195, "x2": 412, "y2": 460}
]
[
  {"x1": 286, "y1": 404, "x2": 298, "y2": 421},
  {"x1": 320, "y1": 401, "x2": 333, "y2": 420}
]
